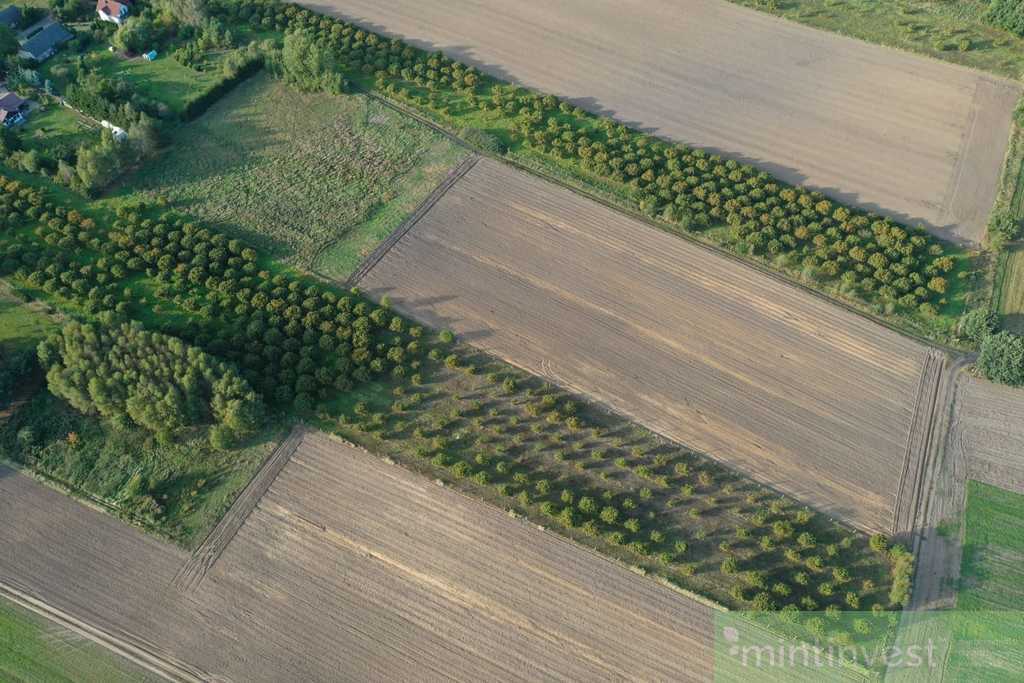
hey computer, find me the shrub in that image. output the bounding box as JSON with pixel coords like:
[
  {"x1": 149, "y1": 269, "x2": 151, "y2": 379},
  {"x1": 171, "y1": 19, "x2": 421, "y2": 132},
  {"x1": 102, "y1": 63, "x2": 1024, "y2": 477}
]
[
  {"x1": 960, "y1": 309, "x2": 1000, "y2": 344},
  {"x1": 978, "y1": 331, "x2": 1024, "y2": 386}
]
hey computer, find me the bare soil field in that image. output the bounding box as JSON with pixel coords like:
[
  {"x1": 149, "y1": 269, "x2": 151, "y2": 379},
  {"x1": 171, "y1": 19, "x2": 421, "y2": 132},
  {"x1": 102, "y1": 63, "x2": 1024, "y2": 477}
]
[
  {"x1": 301, "y1": 0, "x2": 1021, "y2": 245},
  {"x1": 948, "y1": 375, "x2": 1024, "y2": 494},
  {"x1": 359, "y1": 159, "x2": 935, "y2": 532},
  {"x1": 0, "y1": 428, "x2": 719, "y2": 681}
]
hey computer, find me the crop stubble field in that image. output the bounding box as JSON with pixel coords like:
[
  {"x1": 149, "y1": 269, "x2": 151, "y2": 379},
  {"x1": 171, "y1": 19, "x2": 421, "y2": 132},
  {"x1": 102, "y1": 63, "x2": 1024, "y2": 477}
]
[
  {"x1": 359, "y1": 159, "x2": 935, "y2": 533},
  {"x1": 0, "y1": 429, "x2": 718, "y2": 681},
  {"x1": 948, "y1": 375, "x2": 1024, "y2": 494},
  {"x1": 301, "y1": 0, "x2": 1020, "y2": 245}
]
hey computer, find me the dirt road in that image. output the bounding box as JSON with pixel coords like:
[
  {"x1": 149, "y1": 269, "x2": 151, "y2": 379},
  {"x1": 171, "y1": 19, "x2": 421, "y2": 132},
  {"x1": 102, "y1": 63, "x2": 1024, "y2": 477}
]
[
  {"x1": 358, "y1": 158, "x2": 935, "y2": 533},
  {"x1": 300, "y1": 0, "x2": 1020, "y2": 245},
  {"x1": 0, "y1": 428, "x2": 719, "y2": 681}
]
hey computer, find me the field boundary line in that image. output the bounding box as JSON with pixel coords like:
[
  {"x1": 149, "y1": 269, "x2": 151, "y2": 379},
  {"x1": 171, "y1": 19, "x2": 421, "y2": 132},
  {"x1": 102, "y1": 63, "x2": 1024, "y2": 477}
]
[
  {"x1": 173, "y1": 425, "x2": 307, "y2": 593},
  {"x1": 0, "y1": 578, "x2": 207, "y2": 683},
  {"x1": 364, "y1": 92, "x2": 965, "y2": 354},
  {"x1": 345, "y1": 153, "x2": 480, "y2": 287},
  {"x1": 892, "y1": 350, "x2": 946, "y2": 535}
]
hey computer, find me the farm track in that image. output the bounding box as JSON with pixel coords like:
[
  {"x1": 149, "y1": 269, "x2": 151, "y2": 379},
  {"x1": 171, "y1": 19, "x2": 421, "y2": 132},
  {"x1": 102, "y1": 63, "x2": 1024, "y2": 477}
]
[
  {"x1": 301, "y1": 0, "x2": 1021, "y2": 244},
  {"x1": 344, "y1": 153, "x2": 480, "y2": 287},
  {"x1": 0, "y1": 429, "x2": 724, "y2": 681},
  {"x1": 359, "y1": 158, "x2": 932, "y2": 532},
  {"x1": 173, "y1": 425, "x2": 307, "y2": 593}
]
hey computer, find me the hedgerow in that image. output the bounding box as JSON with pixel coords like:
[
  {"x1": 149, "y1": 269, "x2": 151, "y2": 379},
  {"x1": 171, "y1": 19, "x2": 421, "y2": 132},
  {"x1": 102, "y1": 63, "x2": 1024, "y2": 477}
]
[{"x1": 208, "y1": 0, "x2": 959, "y2": 319}]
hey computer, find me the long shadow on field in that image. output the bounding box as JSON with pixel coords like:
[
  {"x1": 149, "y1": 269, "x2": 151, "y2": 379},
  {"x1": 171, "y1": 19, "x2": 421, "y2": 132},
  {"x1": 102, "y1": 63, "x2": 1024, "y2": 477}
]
[
  {"x1": 362, "y1": 286, "x2": 493, "y2": 342},
  {"x1": 300, "y1": 5, "x2": 958, "y2": 243}
]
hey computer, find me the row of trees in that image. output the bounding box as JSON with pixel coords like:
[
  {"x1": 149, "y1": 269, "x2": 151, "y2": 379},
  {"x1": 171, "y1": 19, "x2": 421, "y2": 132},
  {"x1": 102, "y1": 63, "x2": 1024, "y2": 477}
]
[
  {"x1": 210, "y1": 0, "x2": 958, "y2": 315},
  {"x1": 37, "y1": 319, "x2": 263, "y2": 446}
]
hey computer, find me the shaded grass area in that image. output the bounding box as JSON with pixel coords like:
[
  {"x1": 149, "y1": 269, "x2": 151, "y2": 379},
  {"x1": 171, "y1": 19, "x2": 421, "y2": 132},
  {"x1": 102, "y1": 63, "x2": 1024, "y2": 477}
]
[
  {"x1": 0, "y1": 596, "x2": 157, "y2": 683},
  {"x1": 116, "y1": 72, "x2": 466, "y2": 277},
  {"x1": 959, "y1": 480, "x2": 1024, "y2": 610},
  {"x1": 0, "y1": 390, "x2": 284, "y2": 548},
  {"x1": 727, "y1": 0, "x2": 1024, "y2": 80},
  {"x1": 945, "y1": 481, "x2": 1024, "y2": 679},
  {"x1": 0, "y1": 286, "x2": 59, "y2": 352},
  {"x1": 995, "y1": 246, "x2": 1024, "y2": 333},
  {"x1": 18, "y1": 103, "x2": 99, "y2": 160}
]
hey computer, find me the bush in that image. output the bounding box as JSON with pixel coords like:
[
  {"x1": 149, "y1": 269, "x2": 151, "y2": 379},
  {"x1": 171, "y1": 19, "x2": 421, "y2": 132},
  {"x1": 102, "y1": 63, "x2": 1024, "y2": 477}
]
[
  {"x1": 978, "y1": 331, "x2": 1024, "y2": 386},
  {"x1": 986, "y1": 0, "x2": 1024, "y2": 37},
  {"x1": 988, "y1": 211, "x2": 1021, "y2": 250},
  {"x1": 960, "y1": 309, "x2": 1000, "y2": 344}
]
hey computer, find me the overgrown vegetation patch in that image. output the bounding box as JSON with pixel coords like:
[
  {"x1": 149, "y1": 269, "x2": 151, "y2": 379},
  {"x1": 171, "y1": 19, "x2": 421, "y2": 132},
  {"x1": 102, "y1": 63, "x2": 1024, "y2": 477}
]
[{"x1": 120, "y1": 73, "x2": 465, "y2": 273}]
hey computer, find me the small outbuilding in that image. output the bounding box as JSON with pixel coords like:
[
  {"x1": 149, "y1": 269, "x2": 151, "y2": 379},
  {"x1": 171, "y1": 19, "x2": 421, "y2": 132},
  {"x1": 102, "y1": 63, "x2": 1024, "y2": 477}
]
[{"x1": 143, "y1": 49, "x2": 157, "y2": 61}]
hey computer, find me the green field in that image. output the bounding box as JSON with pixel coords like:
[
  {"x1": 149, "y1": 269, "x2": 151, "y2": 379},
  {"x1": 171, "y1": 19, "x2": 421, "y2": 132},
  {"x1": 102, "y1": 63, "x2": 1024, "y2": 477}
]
[
  {"x1": 727, "y1": 0, "x2": 1024, "y2": 79},
  {"x1": 995, "y1": 246, "x2": 1024, "y2": 333},
  {"x1": 0, "y1": 286, "x2": 59, "y2": 352},
  {"x1": 118, "y1": 73, "x2": 466, "y2": 278},
  {"x1": 943, "y1": 481, "x2": 1024, "y2": 679},
  {"x1": 959, "y1": 480, "x2": 1024, "y2": 610},
  {"x1": 0, "y1": 597, "x2": 156, "y2": 683}
]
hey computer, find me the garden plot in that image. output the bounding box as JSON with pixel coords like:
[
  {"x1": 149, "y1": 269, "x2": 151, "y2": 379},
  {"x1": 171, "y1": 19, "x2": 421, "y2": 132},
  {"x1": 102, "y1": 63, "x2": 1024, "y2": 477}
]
[
  {"x1": 359, "y1": 158, "x2": 935, "y2": 532},
  {"x1": 302, "y1": 0, "x2": 1021, "y2": 244}
]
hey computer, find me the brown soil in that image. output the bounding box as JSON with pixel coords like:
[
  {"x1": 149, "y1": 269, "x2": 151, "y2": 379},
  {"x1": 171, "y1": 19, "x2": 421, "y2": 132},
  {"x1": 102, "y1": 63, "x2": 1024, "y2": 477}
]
[
  {"x1": 301, "y1": 0, "x2": 1021, "y2": 244},
  {"x1": 358, "y1": 158, "x2": 934, "y2": 533},
  {"x1": 0, "y1": 429, "x2": 718, "y2": 681}
]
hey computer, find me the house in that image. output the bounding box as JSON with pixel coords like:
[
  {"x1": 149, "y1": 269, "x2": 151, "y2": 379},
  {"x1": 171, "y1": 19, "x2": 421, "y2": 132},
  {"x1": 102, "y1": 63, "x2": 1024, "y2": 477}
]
[
  {"x1": 0, "y1": 91, "x2": 28, "y2": 127},
  {"x1": 96, "y1": 0, "x2": 131, "y2": 25},
  {"x1": 18, "y1": 23, "x2": 74, "y2": 62},
  {"x1": 0, "y1": 5, "x2": 21, "y2": 30}
]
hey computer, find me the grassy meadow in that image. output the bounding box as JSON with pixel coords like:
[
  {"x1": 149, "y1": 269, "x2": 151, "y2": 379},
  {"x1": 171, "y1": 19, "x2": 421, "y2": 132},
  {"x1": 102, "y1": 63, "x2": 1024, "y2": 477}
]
[
  {"x1": 959, "y1": 480, "x2": 1024, "y2": 610},
  {"x1": 0, "y1": 597, "x2": 157, "y2": 683},
  {"x1": 117, "y1": 73, "x2": 466, "y2": 278}
]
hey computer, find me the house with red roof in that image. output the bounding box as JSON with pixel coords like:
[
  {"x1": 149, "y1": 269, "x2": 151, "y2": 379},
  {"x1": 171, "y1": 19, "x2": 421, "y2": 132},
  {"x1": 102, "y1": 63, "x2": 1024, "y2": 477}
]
[{"x1": 96, "y1": 0, "x2": 131, "y2": 25}]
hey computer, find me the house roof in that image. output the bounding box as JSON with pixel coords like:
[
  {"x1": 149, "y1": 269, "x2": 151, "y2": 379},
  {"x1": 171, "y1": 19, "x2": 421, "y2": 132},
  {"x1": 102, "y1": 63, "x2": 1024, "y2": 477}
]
[
  {"x1": 0, "y1": 6, "x2": 21, "y2": 27},
  {"x1": 96, "y1": 0, "x2": 131, "y2": 16},
  {"x1": 0, "y1": 91, "x2": 26, "y2": 113},
  {"x1": 20, "y1": 23, "x2": 74, "y2": 60}
]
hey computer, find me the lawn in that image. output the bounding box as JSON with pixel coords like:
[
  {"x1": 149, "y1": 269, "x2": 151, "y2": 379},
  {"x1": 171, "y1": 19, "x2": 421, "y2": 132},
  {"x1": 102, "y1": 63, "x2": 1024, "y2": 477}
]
[
  {"x1": 727, "y1": 0, "x2": 1024, "y2": 80},
  {"x1": 0, "y1": 596, "x2": 157, "y2": 683},
  {"x1": 18, "y1": 102, "x2": 99, "y2": 159},
  {"x1": 117, "y1": 72, "x2": 467, "y2": 278},
  {"x1": 41, "y1": 45, "x2": 229, "y2": 118},
  {"x1": 0, "y1": 284, "x2": 59, "y2": 352}
]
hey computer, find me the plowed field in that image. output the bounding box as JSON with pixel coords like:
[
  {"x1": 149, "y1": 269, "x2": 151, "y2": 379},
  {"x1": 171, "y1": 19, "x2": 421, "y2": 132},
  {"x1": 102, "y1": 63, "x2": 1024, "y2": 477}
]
[{"x1": 359, "y1": 159, "x2": 935, "y2": 532}]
